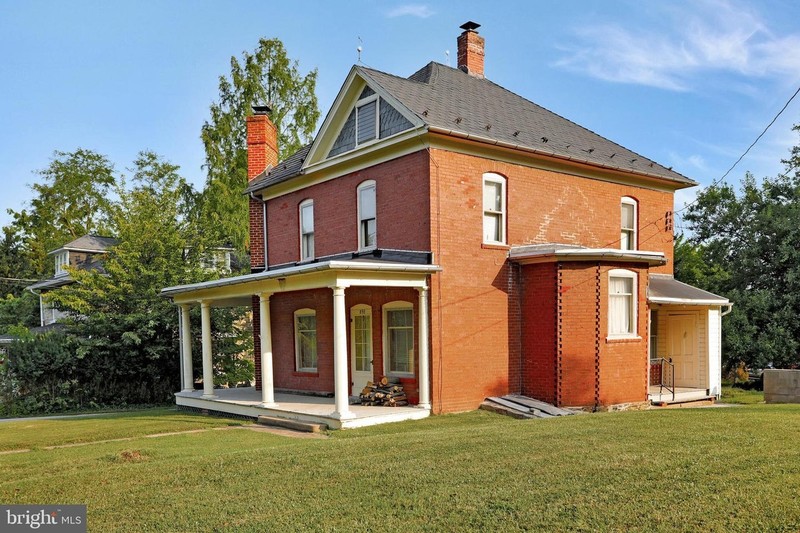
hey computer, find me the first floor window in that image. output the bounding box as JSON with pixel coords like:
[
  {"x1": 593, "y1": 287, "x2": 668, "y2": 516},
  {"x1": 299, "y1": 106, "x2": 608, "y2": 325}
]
[
  {"x1": 609, "y1": 270, "x2": 636, "y2": 337},
  {"x1": 295, "y1": 309, "x2": 317, "y2": 371},
  {"x1": 299, "y1": 200, "x2": 314, "y2": 260},
  {"x1": 384, "y1": 303, "x2": 414, "y2": 375}
]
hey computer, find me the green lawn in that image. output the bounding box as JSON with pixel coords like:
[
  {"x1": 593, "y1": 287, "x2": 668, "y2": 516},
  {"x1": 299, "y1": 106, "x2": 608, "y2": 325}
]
[
  {"x1": 721, "y1": 385, "x2": 765, "y2": 404},
  {"x1": 2, "y1": 406, "x2": 800, "y2": 531}
]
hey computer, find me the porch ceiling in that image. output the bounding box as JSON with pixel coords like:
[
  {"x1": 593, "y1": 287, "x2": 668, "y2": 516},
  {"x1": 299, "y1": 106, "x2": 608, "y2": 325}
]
[
  {"x1": 648, "y1": 274, "x2": 730, "y2": 306},
  {"x1": 160, "y1": 259, "x2": 440, "y2": 306}
]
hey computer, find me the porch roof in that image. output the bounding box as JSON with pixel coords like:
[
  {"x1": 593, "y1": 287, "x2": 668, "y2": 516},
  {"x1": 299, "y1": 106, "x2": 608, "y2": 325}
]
[
  {"x1": 509, "y1": 243, "x2": 667, "y2": 266},
  {"x1": 648, "y1": 274, "x2": 730, "y2": 306},
  {"x1": 160, "y1": 258, "x2": 440, "y2": 307}
]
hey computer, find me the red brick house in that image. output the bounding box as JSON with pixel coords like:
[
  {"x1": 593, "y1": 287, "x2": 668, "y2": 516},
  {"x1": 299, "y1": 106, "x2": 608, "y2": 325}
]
[{"x1": 162, "y1": 23, "x2": 730, "y2": 428}]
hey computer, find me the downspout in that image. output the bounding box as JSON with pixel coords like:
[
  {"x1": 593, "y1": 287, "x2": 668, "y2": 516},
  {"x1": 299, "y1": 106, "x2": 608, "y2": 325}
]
[
  {"x1": 249, "y1": 192, "x2": 268, "y2": 271},
  {"x1": 27, "y1": 286, "x2": 44, "y2": 327},
  {"x1": 720, "y1": 303, "x2": 733, "y2": 317}
]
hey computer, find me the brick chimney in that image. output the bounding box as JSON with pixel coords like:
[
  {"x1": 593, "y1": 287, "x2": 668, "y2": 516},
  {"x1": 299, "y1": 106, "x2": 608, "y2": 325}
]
[
  {"x1": 247, "y1": 105, "x2": 277, "y2": 273},
  {"x1": 247, "y1": 105, "x2": 279, "y2": 181},
  {"x1": 457, "y1": 21, "x2": 485, "y2": 78}
]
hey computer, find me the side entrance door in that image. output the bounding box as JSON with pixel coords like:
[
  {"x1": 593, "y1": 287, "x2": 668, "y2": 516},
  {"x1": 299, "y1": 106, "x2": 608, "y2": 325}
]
[
  {"x1": 667, "y1": 313, "x2": 700, "y2": 388},
  {"x1": 351, "y1": 305, "x2": 373, "y2": 395}
]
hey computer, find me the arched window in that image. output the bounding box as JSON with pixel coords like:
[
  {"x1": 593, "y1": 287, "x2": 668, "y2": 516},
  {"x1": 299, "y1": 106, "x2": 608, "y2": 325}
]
[
  {"x1": 620, "y1": 197, "x2": 637, "y2": 251},
  {"x1": 299, "y1": 199, "x2": 314, "y2": 261},
  {"x1": 483, "y1": 173, "x2": 506, "y2": 244},
  {"x1": 357, "y1": 180, "x2": 377, "y2": 251},
  {"x1": 608, "y1": 269, "x2": 637, "y2": 338}
]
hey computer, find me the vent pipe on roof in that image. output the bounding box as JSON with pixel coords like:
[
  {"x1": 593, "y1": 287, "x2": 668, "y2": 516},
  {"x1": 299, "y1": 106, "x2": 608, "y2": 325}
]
[{"x1": 457, "y1": 21, "x2": 485, "y2": 78}]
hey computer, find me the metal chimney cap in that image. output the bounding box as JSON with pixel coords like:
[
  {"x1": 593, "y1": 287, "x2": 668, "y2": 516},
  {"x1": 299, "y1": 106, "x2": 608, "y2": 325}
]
[
  {"x1": 460, "y1": 21, "x2": 481, "y2": 32},
  {"x1": 252, "y1": 104, "x2": 273, "y2": 116}
]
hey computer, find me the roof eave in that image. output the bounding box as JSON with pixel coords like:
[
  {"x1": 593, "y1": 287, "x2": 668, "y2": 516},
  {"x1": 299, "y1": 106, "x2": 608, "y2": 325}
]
[
  {"x1": 509, "y1": 247, "x2": 667, "y2": 267},
  {"x1": 427, "y1": 126, "x2": 697, "y2": 189}
]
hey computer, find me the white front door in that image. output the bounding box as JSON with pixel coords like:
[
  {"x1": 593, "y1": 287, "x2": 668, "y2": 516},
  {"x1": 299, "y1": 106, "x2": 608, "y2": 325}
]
[
  {"x1": 351, "y1": 305, "x2": 373, "y2": 395},
  {"x1": 668, "y1": 314, "x2": 700, "y2": 388}
]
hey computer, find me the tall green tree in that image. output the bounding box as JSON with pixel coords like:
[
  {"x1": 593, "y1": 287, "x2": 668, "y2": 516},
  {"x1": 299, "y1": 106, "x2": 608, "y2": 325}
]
[
  {"x1": 8, "y1": 149, "x2": 116, "y2": 275},
  {"x1": 200, "y1": 38, "x2": 319, "y2": 252},
  {"x1": 683, "y1": 125, "x2": 800, "y2": 371}
]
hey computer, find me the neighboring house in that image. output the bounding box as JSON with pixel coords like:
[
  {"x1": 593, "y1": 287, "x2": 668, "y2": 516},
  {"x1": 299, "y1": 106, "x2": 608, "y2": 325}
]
[
  {"x1": 27, "y1": 235, "x2": 118, "y2": 327},
  {"x1": 0, "y1": 334, "x2": 13, "y2": 357},
  {"x1": 162, "y1": 23, "x2": 731, "y2": 424}
]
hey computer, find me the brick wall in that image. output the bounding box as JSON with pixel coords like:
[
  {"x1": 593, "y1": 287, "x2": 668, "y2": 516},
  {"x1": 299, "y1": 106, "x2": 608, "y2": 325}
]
[
  {"x1": 266, "y1": 151, "x2": 430, "y2": 265},
  {"x1": 427, "y1": 148, "x2": 673, "y2": 413},
  {"x1": 520, "y1": 263, "x2": 557, "y2": 404}
]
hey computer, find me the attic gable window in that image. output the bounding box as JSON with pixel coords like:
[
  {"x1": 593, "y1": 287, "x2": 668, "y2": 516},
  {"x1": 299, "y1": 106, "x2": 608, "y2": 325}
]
[{"x1": 356, "y1": 95, "x2": 378, "y2": 145}]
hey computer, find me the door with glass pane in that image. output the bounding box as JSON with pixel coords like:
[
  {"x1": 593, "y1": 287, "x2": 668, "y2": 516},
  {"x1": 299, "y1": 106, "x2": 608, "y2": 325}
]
[{"x1": 350, "y1": 305, "x2": 373, "y2": 395}]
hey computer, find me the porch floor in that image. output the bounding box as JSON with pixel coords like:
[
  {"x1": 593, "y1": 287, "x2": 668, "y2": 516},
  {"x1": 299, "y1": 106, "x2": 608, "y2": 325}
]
[
  {"x1": 648, "y1": 386, "x2": 713, "y2": 404},
  {"x1": 175, "y1": 387, "x2": 430, "y2": 430}
]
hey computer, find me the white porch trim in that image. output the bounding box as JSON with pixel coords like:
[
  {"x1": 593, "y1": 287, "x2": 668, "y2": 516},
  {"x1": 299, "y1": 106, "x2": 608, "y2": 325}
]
[
  {"x1": 331, "y1": 286, "x2": 355, "y2": 420},
  {"x1": 417, "y1": 285, "x2": 431, "y2": 409},
  {"x1": 180, "y1": 303, "x2": 193, "y2": 393},
  {"x1": 259, "y1": 293, "x2": 277, "y2": 407},
  {"x1": 200, "y1": 301, "x2": 216, "y2": 399}
]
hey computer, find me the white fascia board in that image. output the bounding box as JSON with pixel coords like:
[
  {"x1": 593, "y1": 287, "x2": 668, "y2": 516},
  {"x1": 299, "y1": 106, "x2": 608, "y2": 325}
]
[
  {"x1": 510, "y1": 247, "x2": 667, "y2": 266},
  {"x1": 648, "y1": 296, "x2": 730, "y2": 306},
  {"x1": 161, "y1": 260, "x2": 440, "y2": 298}
]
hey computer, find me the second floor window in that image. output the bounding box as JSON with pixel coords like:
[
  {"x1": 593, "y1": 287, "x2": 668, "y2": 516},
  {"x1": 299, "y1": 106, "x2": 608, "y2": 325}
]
[
  {"x1": 358, "y1": 181, "x2": 377, "y2": 250},
  {"x1": 483, "y1": 173, "x2": 506, "y2": 244},
  {"x1": 54, "y1": 252, "x2": 68, "y2": 275},
  {"x1": 621, "y1": 197, "x2": 637, "y2": 250},
  {"x1": 300, "y1": 200, "x2": 314, "y2": 261}
]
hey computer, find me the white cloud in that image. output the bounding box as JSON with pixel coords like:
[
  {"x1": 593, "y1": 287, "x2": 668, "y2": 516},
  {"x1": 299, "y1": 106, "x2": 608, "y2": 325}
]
[
  {"x1": 386, "y1": 4, "x2": 435, "y2": 19},
  {"x1": 554, "y1": 0, "x2": 800, "y2": 91}
]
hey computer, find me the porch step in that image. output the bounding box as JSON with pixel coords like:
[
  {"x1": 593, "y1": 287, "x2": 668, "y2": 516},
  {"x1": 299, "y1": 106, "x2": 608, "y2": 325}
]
[
  {"x1": 481, "y1": 395, "x2": 575, "y2": 419},
  {"x1": 257, "y1": 415, "x2": 327, "y2": 433}
]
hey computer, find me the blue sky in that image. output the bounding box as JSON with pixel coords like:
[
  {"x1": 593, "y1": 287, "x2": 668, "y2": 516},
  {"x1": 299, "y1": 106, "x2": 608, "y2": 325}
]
[{"x1": 2, "y1": 0, "x2": 799, "y2": 233}]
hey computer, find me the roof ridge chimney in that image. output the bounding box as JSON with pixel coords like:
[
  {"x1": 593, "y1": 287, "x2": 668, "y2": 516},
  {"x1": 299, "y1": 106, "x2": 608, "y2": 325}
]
[
  {"x1": 457, "y1": 21, "x2": 485, "y2": 78},
  {"x1": 246, "y1": 104, "x2": 279, "y2": 182}
]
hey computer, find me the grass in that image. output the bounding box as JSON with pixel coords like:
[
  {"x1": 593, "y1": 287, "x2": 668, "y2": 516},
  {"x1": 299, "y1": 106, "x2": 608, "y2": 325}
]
[
  {"x1": 2, "y1": 405, "x2": 800, "y2": 531},
  {"x1": 721, "y1": 384, "x2": 765, "y2": 404}
]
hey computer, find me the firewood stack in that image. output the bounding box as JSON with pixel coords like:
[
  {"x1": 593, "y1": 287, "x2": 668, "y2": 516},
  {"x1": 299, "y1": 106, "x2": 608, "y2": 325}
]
[{"x1": 359, "y1": 377, "x2": 408, "y2": 406}]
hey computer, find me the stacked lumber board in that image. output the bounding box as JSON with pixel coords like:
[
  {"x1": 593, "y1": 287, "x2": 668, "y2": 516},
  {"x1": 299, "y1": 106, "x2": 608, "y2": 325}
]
[
  {"x1": 359, "y1": 377, "x2": 408, "y2": 406},
  {"x1": 480, "y1": 394, "x2": 575, "y2": 419}
]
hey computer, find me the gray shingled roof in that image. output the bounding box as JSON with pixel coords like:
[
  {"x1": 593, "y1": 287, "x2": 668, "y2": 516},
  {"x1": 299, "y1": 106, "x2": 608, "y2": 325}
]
[
  {"x1": 50, "y1": 235, "x2": 118, "y2": 254},
  {"x1": 648, "y1": 274, "x2": 729, "y2": 304},
  {"x1": 246, "y1": 61, "x2": 695, "y2": 194}
]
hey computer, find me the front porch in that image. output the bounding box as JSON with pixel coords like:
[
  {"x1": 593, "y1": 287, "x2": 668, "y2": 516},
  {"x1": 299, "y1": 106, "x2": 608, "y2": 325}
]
[
  {"x1": 648, "y1": 385, "x2": 714, "y2": 404},
  {"x1": 176, "y1": 387, "x2": 429, "y2": 429}
]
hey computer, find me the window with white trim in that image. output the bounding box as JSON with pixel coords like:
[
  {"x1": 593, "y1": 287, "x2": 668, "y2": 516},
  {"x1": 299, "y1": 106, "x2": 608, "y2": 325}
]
[
  {"x1": 356, "y1": 95, "x2": 378, "y2": 145},
  {"x1": 609, "y1": 269, "x2": 637, "y2": 337},
  {"x1": 620, "y1": 197, "x2": 637, "y2": 251},
  {"x1": 294, "y1": 309, "x2": 317, "y2": 371},
  {"x1": 383, "y1": 301, "x2": 414, "y2": 376},
  {"x1": 299, "y1": 200, "x2": 314, "y2": 261},
  {"x1": 483, "y1": 173, "x2": 506, "y2": 244},
  {"x1": 54, "y1": 252, "x2": 69, "y2": 276},
  {"x1": 358, "y1": 180, "x2": 377, "y2": 250}
]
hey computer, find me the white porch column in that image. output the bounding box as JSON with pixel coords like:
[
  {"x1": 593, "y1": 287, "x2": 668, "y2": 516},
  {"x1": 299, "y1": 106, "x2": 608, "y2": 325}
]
[
  {"x1": 180, "y1": 304, "x2": 193, "y2": 393},
  {"x1": 331, "y1": 286, "x2": 355, "y2": 419},
  {"x1": 200, "y1": 300, "x2": 216, "y2": 398},
  {"x1": 417, "y1": 285, "x2": 431, "y2": 410},
  {"x1": 259, "y1": 293, "x2": 277, "y2": 407}
]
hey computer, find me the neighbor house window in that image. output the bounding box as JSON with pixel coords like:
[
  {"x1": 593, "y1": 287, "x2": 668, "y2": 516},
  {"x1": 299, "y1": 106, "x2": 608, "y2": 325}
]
[
  {"x1": 609, "y1": 269, "x2": 637, "y2": 338},
  {"x1": 358, "y1": 180, "x2": 377, "y2": 250},
  {"x1": 294, "y1": 309, "x2": 317, "y2": 371},
  {"x1": 483, "y1": 173, "x2": 506, "y2": 244},
  {"x1": 621, "y1": 197, "x2": 637, "y2": 250},
  {"x1": 299, "y1": 200, "x2": 314, "y2": 261},
  {"x1": 54, "y1": 252, "x2": 68, "y2": 275},
  {"x1": 356, "y1": 95, "x2": 378, "y2": 145},
  {"x1": 383, "y1": 302, "x2": 414, "y2": 376}
]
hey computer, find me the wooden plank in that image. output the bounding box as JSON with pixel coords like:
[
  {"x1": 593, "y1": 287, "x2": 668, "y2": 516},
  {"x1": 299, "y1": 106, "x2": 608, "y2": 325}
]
[
  {"x1": 480, "y1": 401, "x2": 535, "y2": 420},
  {"x1": 504, "y1": 395, "x2": 574, "y2": 416},
  {"x1": 487, "y1": 397, "x2": 531, "y2": 413}
]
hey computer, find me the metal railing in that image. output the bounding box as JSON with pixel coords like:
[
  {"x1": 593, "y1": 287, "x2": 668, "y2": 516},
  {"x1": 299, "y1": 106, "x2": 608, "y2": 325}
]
[{"x1": 649, "y1": 357, "x2": 675, "y2": 402}]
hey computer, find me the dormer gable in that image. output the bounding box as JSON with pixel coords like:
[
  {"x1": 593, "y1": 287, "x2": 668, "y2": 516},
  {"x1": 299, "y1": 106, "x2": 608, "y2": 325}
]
[{"x1": 303, "y1": 66, "x2": 425, "y2": 169}]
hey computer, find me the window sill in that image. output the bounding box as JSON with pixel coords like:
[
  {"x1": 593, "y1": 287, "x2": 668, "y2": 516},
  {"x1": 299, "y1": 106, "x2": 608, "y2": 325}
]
[
  {"x1": 606, "y1": 336, "x2": 643, "y2": 344},
  {"x1": 481, "y1": 243, "x2": 509, "y2": 250},
  {"x1": 292, "y1": 371, "x2": 319, "y2": 377}
]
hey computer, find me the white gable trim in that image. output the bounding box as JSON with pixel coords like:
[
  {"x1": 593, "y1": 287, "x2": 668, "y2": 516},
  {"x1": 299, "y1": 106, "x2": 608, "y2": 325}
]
[{"x1": 303, "y1": 66, "x2": 425, "y2": 169}]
